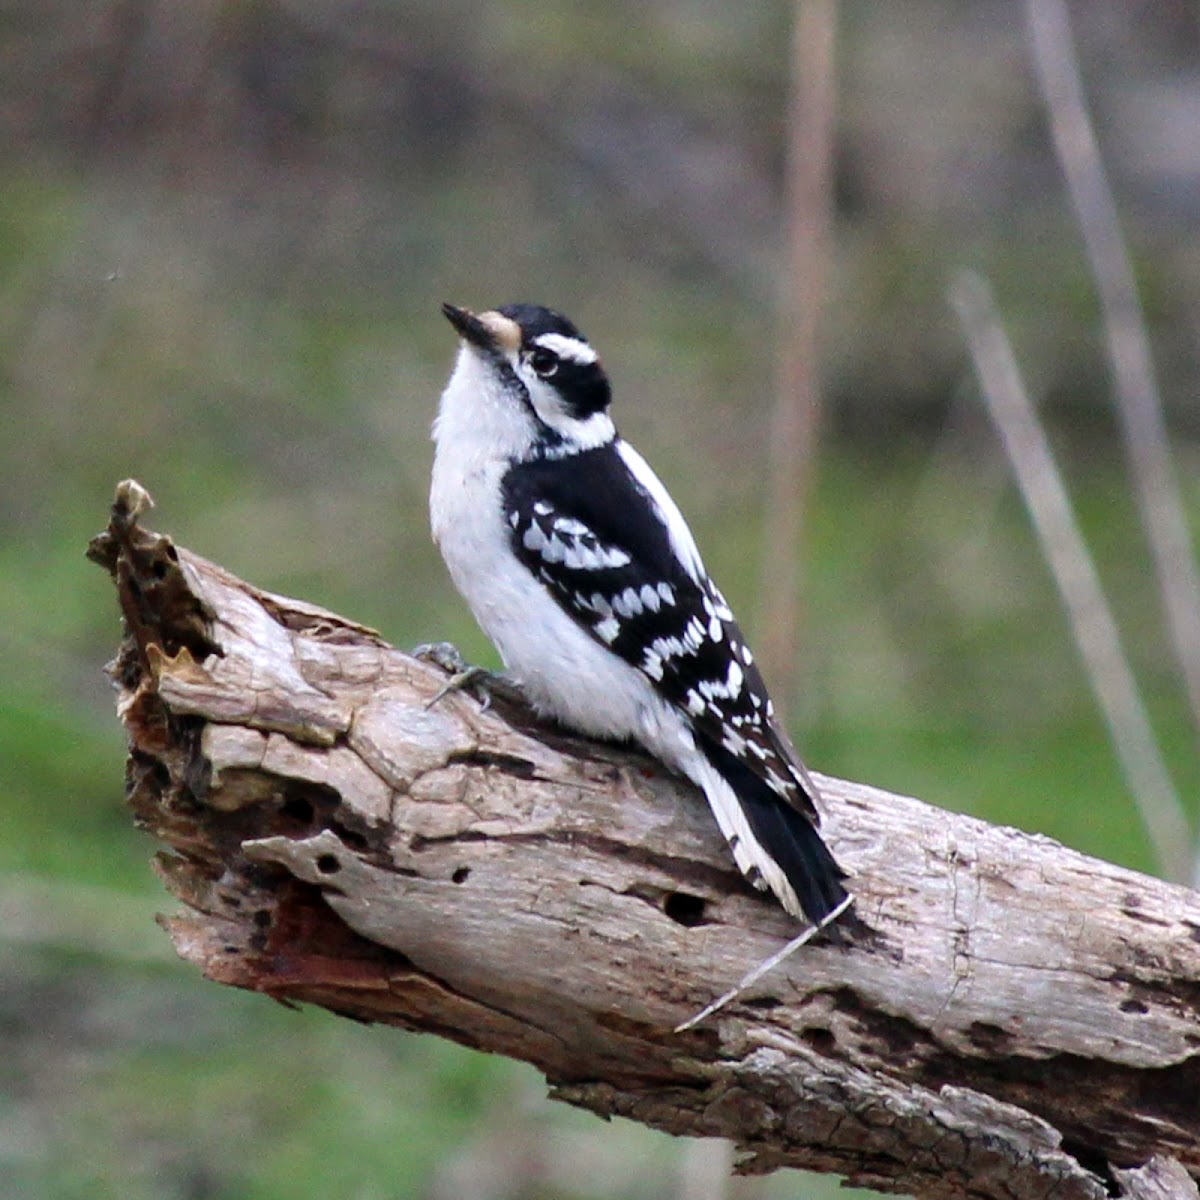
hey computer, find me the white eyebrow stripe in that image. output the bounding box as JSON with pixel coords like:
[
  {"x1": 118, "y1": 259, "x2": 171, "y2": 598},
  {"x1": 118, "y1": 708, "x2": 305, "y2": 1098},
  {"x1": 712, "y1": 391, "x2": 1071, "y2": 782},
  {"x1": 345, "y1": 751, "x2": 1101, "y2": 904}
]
[{"x1": 533, "y1": 332, "x2": 598, "y2": 365}]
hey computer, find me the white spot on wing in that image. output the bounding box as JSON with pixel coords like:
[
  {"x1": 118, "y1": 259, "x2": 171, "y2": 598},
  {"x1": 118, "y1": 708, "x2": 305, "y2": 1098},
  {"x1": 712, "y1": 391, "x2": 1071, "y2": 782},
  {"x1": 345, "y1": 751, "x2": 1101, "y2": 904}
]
[
  {"x1": 523, "y1": 509, "x2": 633, "y2": 572},
  {"x1": 651, "y1": 634, "x2": 689, "y2": 662},
  {"x1": 695, "y1": 659, "x2": 746, "y2": 702},
  {"x1": 563, "y1": 541, "x2": 630, "y2": 571},
  {"x1": 710, "y1": 590, "x2": 734, "y2": 621},
  {"x1": 560, "y1": 543, "x2": 589, "y2": 570},
  {"x1": 727, "y1": 661, "x2": 743, "y2": 694},
  {"x1": 722, "y1": 730, "x2": 746, "y2": 756},
  {"x1": 554, "y1": 516, "x2": 590, "y2": 537},
  {"x1": 613, "y1": 587, "x2": 643, "y2": 618},
  {"x1": 523, "y1": 524, "x2": 547, "y2": 554},
  {"x1": 684, "y1": 616, "x2": 707, "y2": 649},
  {"x1": 595, "y1": 615, "x2": 620, "y2": 643}
]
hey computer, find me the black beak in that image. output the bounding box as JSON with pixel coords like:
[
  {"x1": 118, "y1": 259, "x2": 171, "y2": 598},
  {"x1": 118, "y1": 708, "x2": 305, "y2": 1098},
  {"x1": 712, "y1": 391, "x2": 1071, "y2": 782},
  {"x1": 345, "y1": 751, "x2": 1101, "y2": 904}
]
[{"x1": 441, "y1": 303, "x2": 494, "y2": 351}]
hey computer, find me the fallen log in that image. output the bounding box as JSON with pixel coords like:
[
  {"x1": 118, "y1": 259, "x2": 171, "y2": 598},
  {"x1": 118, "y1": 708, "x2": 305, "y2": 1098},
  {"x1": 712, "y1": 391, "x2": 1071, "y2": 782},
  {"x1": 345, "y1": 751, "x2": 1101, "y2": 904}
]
[{"x1": 88, "y1": 480, "x2": 1200, "y2": 1200}]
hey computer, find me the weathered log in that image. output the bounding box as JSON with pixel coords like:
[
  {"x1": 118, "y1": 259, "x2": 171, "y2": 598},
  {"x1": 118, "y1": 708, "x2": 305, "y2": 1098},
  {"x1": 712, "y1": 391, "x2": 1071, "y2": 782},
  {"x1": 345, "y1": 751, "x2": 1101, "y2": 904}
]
[{"x1": 89, "y1": 480, "x2": 1200, "y2": 1200}]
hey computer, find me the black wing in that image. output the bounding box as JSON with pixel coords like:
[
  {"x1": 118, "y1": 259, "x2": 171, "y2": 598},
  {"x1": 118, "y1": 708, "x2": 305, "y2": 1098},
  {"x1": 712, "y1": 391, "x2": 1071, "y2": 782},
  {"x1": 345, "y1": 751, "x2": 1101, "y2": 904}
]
[{"x1": 500, "y1": 442, "x2": 819, "y2": 820}]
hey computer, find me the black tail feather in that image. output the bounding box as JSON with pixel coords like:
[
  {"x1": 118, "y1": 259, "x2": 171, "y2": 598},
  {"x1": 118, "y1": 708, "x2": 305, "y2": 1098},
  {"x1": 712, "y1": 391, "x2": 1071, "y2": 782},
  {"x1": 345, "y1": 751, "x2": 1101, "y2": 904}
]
[{"x1": 696, "y1": 732, "x2": 848, "y2": 924}]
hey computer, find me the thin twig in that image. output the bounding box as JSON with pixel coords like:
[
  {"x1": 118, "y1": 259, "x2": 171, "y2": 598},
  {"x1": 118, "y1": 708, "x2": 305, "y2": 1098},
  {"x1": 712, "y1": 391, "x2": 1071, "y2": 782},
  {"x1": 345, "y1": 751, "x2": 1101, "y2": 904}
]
[
  {"x1": 950, "y1": 271, "x2": 1190, "y2": 885},
  {"x1": 673, "y1": 893, "x2": 852, "y2": 1033},
  {"x1": 758, "y1": 0, "x2": 838, "y2": 700},
  {"x1": 1025, "y1": 1, "x2": 1200, "y2": 775}
]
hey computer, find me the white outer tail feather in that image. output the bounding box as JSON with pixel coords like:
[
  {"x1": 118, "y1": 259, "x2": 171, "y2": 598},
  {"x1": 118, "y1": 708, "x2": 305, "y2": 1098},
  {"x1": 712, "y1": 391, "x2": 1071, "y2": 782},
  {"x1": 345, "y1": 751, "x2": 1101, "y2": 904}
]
[{"x1": 687, "y1": 754, "x2": 805, "y2": 920}]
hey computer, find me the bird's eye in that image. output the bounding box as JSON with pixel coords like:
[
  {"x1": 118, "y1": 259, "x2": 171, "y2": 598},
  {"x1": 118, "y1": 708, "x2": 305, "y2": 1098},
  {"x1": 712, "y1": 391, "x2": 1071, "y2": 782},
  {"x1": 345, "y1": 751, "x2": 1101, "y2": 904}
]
[{"x1": 529, "y1": 348, "x2": 559, "y2": 378}]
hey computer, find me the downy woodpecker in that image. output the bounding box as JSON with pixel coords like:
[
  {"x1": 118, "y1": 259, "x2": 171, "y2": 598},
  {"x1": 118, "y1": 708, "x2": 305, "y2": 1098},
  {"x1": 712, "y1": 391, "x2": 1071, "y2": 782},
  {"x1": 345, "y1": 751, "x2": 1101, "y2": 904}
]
[{"x1": 430, "y1": 302, "x2": 848, "y2": 926}]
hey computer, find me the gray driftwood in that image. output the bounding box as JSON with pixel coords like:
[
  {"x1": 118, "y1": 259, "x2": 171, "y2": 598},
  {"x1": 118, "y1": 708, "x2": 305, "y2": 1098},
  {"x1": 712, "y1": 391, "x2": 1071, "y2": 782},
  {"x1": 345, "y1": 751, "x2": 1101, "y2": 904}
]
[{"x1": 89, "y1": 480, "x2": 1200, "y2": 1200}]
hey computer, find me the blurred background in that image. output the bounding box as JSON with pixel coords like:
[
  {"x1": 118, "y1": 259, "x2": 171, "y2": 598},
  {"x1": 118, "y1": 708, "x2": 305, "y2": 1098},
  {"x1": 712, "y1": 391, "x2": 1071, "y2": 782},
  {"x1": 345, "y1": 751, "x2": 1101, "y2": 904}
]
[{"x1": 4, "y1": 1, "x2": 1200, "y2": 1197}]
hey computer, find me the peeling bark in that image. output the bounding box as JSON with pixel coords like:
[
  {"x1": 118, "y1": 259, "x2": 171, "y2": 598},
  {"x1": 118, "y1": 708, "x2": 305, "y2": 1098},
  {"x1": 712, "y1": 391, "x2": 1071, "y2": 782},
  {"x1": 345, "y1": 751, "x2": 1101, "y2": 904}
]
[{"x1": 89, "y1": 480, "x2": 1200, "y2": 1200}]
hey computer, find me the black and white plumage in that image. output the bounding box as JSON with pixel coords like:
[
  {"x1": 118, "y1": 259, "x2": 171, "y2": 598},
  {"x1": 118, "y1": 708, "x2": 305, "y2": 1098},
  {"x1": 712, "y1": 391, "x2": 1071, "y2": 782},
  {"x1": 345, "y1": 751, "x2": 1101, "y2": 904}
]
[{"x1": 430, "y1": 302, "x2": 848, "y2": 925}]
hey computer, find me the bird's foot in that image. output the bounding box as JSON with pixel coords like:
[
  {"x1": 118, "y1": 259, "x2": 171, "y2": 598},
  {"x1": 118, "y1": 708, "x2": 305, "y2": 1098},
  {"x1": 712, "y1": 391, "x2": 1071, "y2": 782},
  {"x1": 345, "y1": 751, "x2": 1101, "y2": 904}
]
[
  {"x1": 412, "y1": 641, "x2": 470, "y2": 676},
  {"x1": 412, "y1": 643, "x2": 522, "y2": 711},
  {"x1": 427, "y1": 664, "x2": 496, "y2": 710}
]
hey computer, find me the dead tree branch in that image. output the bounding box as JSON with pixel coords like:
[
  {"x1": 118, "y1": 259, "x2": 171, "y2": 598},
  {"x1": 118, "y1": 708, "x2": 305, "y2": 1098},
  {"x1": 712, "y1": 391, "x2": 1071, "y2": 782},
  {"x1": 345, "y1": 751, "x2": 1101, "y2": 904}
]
[
  {"x1": 950, "y1": 270, "x2": 1189, "y2": 884},
  {"x1": 758, "y1": 0, "x2": 837, "y2": 695},
  {"x1": 89, "y1": 480, "x2": 1200, "y2": 1200},
  {"x1": 1026, "y1": 0, "x2": 1200, "y2": 771}
]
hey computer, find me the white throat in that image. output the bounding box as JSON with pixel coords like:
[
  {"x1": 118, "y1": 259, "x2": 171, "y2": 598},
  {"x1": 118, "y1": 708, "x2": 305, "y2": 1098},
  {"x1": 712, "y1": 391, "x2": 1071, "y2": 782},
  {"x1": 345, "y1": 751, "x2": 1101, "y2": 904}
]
[{"x1": 432, "y1": 345, "x2": 538, "y2": 465}]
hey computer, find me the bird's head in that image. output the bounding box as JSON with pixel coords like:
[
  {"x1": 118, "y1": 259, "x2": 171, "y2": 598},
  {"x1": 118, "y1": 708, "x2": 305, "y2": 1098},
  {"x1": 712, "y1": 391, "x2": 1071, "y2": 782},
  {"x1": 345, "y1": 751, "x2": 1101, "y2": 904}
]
[{"x1": 441, "y1": 302, "x2": 614, "y2": 456}]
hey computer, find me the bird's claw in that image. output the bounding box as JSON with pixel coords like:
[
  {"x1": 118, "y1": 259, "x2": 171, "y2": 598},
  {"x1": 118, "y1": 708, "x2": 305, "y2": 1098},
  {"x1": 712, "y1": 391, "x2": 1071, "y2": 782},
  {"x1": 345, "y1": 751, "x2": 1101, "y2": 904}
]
[
  {"x1": 413, "y1": 643, "x2": 521, "y2": 711},
  {"x1": 412, "y1": 641, "x2": 470, "y2": 676},
  {"x1": 426, "y1": 664, "x2": 495, "y2": 711}
]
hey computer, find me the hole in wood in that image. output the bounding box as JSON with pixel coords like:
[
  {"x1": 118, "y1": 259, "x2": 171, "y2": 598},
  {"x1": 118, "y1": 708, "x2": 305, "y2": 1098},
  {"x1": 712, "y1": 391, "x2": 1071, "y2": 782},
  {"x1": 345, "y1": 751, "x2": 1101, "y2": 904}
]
[
  {"x1": 663, "y1": 891, "x2": 707, "y2": 927},
  {"x1": 801, "y1": 1027, "x2": 835, "y2": 1055},
  {"x1": 1119, "y1": 998, "x2": 1149, "y2": 1015},
  {"x1": 452, "y1": 866, "x2": 470, "y2": 884},
  {"x1": 332, "y1": 822, "x2": 368, "y2": 851},
  {"x1": 281, "y1": 795, "x2": 315, "y2": 824},
  {"x1": 966, "y1": 1020, "x2": 1013, "y2": 1053},
  {"x1": 316, "y1": 854, "x2": 341, "y2": 875}
]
